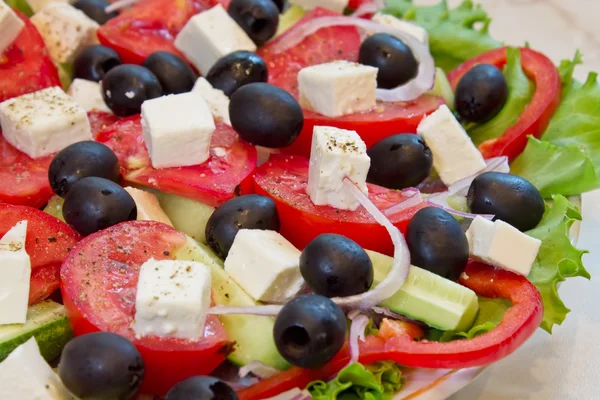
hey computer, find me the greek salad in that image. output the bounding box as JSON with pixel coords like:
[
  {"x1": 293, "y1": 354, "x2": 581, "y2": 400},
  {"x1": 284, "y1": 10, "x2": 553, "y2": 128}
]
[{"x1": 0, "y1": 0, "x2": 595, "y2": 398}]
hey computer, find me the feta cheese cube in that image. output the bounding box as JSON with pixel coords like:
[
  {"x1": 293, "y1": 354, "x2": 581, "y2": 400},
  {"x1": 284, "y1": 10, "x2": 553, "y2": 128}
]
[
  {"x1": 0, "y1": 87, "x2": 92, "y2": 159},
  {"x1": 0, "y1": 337, "x2": 73, "y2": 399},
  {"x1": 174, "y1": 5, "x2": 256, "y2": 75},
  {"x1": 31, "y1": 3, "x2": 99, "y2": 64},
  {"x1": 133, "y1": 258, "x2": 212, "y2": 340},
  {"x1": 466, "y1": 216, "x2": 541, "y2": 276},
  {"x1": 307, "y1": 126, "x2": 370, "y2": 210},
  {"x1": 371, "y1": 13, "x2": 429, "y2": 44},
  {"x1": 192, "y1": 77, "x2": 230, "y2": 125},
  {"x1": 0, "y1": 221, "x2": 30, "y2": 325},
  {"x1": 141, "y1": 92, "x2": 216, "y2": 168},
  {"x1": 0, "y1": 1, "x2": 25, "y2": 55},
  {"x1": 298, "y1": 61, "x2": 378, "y2": 118},
  {"x1": 417, "y1": 105, "x2": 486, "y2": 186},
  {"x1": 26, "y1": 0, "x2": 70, "y2": 13},
  {"x1": 68, "y1": 78, "x2": 112, "y2": 113},
  {"x1": 124, "y1": 187, "x2": 173, "y2": 226},
  {"x1": 289, "y1": 0, "x2": 348, "y2": 14},
  {"x1": 225, "y1": 229, "x2": 304, "y2": 303}
]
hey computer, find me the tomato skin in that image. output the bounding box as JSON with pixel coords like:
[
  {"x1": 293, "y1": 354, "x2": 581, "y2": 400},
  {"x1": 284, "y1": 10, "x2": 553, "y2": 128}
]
[{"x1": 448, "y1": 47, "x2": 561, "y2": 161}]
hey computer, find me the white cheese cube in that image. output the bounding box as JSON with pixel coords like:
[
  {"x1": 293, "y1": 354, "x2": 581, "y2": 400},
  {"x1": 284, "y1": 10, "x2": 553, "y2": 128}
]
[
  {"x1": 289, "y1": 0, "x2": 348, "y2": 14},
  {"x1": 174, "y1": 5, "x2": 256, "y2": 75},
  {"x1": 124, "y1": 187, "x2": 173, "y2": 226},
  {"x1": 466, "y1": 216, "x2": 541, "y2": 276},
  {"x1": 67, "y1": 78, "x2": 112, "y2": 113},
  {"x1": 307, "y1": 126, "x2": 370, "y2": 210},
  {"x1": 141, "y1": 92, "x2": 216, "y2": 169},
  {"x1": 0, "y1": 1, "x2": 25, "y2": 55},
  {"x1": 31, "y1": 3, "x2": 99, "y2": 64},
  {"x1": 133, "y1": 258, "x2": 212, "y2": 340},
  {"x1": 26, "y1": 0, "x2": 70, "y2": 13},
  {"x1": 225, "y1": 229, "x2": 304, "y2": 303},
  {"x1": 298, "y1": 61, "x2": 378, "y2": 118},
  {"x1": 0, "y1": 87, "x2": 92, "y2": 159},
  {"x1": 0, "y1": 338, "x2": 73, "y2": 399},
  {"x1": 417, "y1": 105, "x2": 486, "y2": 186},
  {"x1": 371, "y1": 13, "x2": 429, "y2": 44},
  {"x1": 192, "y1": 77, "x2": 230, "y2": 125},
  {"x1": 0, "y1": 220, "x2": 30, "y2": 325}
]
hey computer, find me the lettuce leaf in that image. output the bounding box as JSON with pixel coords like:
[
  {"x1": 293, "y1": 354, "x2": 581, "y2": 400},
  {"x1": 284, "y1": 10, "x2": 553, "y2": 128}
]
[
  {"x1": 383, "y1": 0, "x2": 501, "y2": 71},
  {"x1": 308, "y1": 362, "x2": 403, "y2": 400}
]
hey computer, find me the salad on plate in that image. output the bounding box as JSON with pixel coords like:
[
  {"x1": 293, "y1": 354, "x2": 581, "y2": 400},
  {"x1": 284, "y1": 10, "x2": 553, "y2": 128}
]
[{"x1": 0, "y1": 0, "x2": 595, "y2": 398}]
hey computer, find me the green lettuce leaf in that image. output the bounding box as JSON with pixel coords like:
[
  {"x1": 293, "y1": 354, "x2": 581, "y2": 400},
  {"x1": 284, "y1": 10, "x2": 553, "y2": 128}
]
[
  {"x1": 5, "y1": 0, "x2": 33, "y2": 16},
  {"x1": 383, "y1": 0, "x2": 501, "y2": 71},
  {"x1": 308, "y1": 362, "x2": 403, "y2": 400}
]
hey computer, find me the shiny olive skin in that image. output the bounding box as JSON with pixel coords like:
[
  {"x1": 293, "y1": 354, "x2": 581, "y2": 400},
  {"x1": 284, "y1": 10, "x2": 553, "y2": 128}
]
[
  {"x1": 205, "y1": 194, "x2": 280, "y2": 258},
  {"x1": 58, "y1": 332, "x2": 144, "y2": 400},
  {"x1": 142, "y1": 51, "x2": 196, "y2": 95},
  {"x1": 229, "y1": 83, "x2": 303, "y2": 148},
  {"x1": 358, "y1": 33, "x2": 418, "y2": 89},
  {"x1": 467, "y1": 172, "x2": 545, "y2": 231},
  {"x1": 367, "y1": 134, "x2": 433, "y2": 189},
  {"x1": 300, "y1": 234, "x2": 373, "y2": 298},
  {"x1": 228, "y1": 0, "x2": 279, "y2": 46},
  {"x1": 271, "y1": 0, "x2": 285, "y2": 12},
  {"x1": 165, "y1": 376, "x2": 238, "y2": 400},
  {"x1": 73, "y1": 45, "x2": 122, "y2": 82},
  {"x1": 48, "y1": 141, "x2": 120, "y2": 198},
  {"x1": 406, "y1": 207, "x2": 469, "y2": 281},
  {"x1": 63, "y1": 177, "x2": 137, "y2": 236},
  {"x1": 101, "y1": 65, "x2": 163, "y2": 116},
  {"x1": 206, "y1": 51, "x2": 268, "y2": 96},
  {"x1": 455, "y1": 64, "x2": 508, "y2": 123},
  {"x1": 73, "y1": 0, "x2": 118, "y2": 24},
  {"x1": 273, "y1": 294, "x2": 346, "y2": 368}
]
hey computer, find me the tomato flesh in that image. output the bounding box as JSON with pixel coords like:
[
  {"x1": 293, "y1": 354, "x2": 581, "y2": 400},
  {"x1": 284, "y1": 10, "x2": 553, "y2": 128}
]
[
  {"x1": 240, "y1": 154, "x2": 428, "y2": 254},
  {"x1": 60, "y1": 221, "x2": 230, "y2": 395}
]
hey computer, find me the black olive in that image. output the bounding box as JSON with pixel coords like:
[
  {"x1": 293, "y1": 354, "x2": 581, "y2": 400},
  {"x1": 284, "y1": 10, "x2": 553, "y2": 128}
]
[
  {"x1": 467, "y1": 172, "x2": 545, "y2": 231},
  {"x1": 455, "y1": 64, "x2": 508, "y2": 123},
  {"x1": 271, "y1": 0, "x2": 285, "y2": 12},
  {"x1": 48, "y1": 141, "x2": 120, "y2": 198},
  {"x1": 228, "y1": 0, "x2": 279, "y2": 46},
  {"x1": 206, "y1": 51, "x2": 268, "y2": 96},
  {"x1": 205, "y1": 194, "x2": 280, "y2": 258},
  {"x1": 58, "y1": 332, "x2": 144, "y2": 400},
  {"x1": 63, "y1": 177, "x2": 137, "y2": 236},
  {"x1": 300, "y1": 234, "x2": 373, "y2": 298},
  {"x1": 165, "y1": 376, "x2": 238, "y2": 400},
  {"x1": 229, "y1": 83, "x2": 303, "y2": 148},
  {"x1": 73, "y1": 45, "x2": 122, "y2": 82},
  {"x1": 101, "y1": 64, "x2": 163, "y2": 116},
  {"x1": 358, "y1": 33, "x2": 419, "y2": 89},
  {"x1": 273, "y1": 294, "x2": 346, "y2": 368},
  {"x1": 142, "y1": 51, "x2": 197, "y2": 95},
  {"x1": 367, "y1": 134, "x2": 433, "y2": 189},
  {"x1": 406, "y1": 207, "x2": 469, "y2": 281},
  {"x1": 73, "y1": 0, "x2": 118, "y2": 24}
]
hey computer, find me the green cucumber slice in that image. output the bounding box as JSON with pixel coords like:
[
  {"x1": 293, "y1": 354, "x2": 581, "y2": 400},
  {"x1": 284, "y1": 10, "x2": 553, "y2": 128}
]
[
  {"x1": 427, "y1": 67, "x2": 455, "y2": 110},
  {"x1": 43, "y1": 196, "x2": 66, "y2": 222},
  {"x1": 276, "y1": 5, "x2": 306, "y2": 36}
]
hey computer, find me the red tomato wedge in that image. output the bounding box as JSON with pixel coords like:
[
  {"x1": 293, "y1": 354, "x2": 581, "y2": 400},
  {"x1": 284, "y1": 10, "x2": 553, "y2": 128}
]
[
  {"x1": 0, "y1": 111, "x2": 119, "y2": 208},
  {"x1": 60, "y1": 221, "x2": 230, "y2": 395},
  {"x1": 240, "y1": 154, "x2": 427, "y2": 254},
  {"x1": 97, "y1": 0, "x2": 228, "y2": 65},
  {"x1": 448, "y1": 47, "x2": 561, "y2": 161},
  {"x1": 237, "y1": 261, "x2": 543, "y2": 400},
  {"x1": 0, "y1": 204, "x2": 81, "y2": 304},
  {"x1": 0, "y1": 10, "x2": 60, "y2": 103},
  {"x1": 96, "y1": 115, "x2": 257, "y2": 207}
]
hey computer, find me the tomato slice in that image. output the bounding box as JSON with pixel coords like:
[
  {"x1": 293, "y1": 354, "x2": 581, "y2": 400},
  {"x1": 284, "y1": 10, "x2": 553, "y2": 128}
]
[
  {"x1": 88, "y1": 110, "x2": 120, "y2": 136},
  {"x1": 96, "y1": 115, "x2": 257, "y2": 207},
  {"x1": 0, "y1": 204, "x2": 81, "y2": 304},
  {"x1": 0, "y1": 10, "x2": 60, "y2": 103},
  {"x1": 60, "y1": 221, "x2": 230, "y2": 395},
  {"x1": 240, "y1": 154, "x2": 428, "y2": 255},
  {"x1": 97, "y1": 0, "x2": 228, "y2": 65},
  {"x1": 237, "y1": 261, "x2": 543, "y2": 400},
  {"x1": 448, "y1": 47, "x2": 561, "y2": 161}
]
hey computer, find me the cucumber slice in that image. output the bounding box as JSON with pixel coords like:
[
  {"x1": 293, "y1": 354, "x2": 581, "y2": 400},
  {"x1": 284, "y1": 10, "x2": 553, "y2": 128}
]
[
  {"x1": 427, "y1": 67, "x2": 455, "y2": 110},
  {"x1": 367, "y1": 250, "x2": 478, "y2": 332},
  {"x1": 43, "y1": 196, "x2": 66, "y2": 222},
  {"x1": 275, "y1": 5, "x2": 306, "y2": 36},
  {"x1": 173, "y1": 237, "x2": 289, "y2": 370},
  {"x1": 0, "y1": 300, "x2": 73, "y2": 362}
]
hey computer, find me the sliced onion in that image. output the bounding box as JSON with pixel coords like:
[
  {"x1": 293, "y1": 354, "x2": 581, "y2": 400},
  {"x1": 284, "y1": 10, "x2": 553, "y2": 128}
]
[
  {"x1": 264, "y1": 388, "x2": 312, "y2": 400},
  {"x1": 269, "y1": 16, "x2": 435, "y2": 102},
  {"x1": 239, "y1": 361, "x2": 281, "y2": 379},
  {"x1": 427, "y1": 200, "x2": 494, "y2": 220},
  {"x1": 348, "y1": 312, "x2": 370, "y2": 364},
  {"x1": 350, "y1": 0, "x2": 384, "y2": 17},
  {"x1": 105, "y1": 0, "x2": 138, "y2": 13},
  {"x1": 383, "y1": 188, "x2": 423, "y2": 216},
  {"x1": 370, "y1": 306, "x2": 428, "y2": 328},
  {"x1": 208, "y1": 304, "x2": 282, "y2": 316}
]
